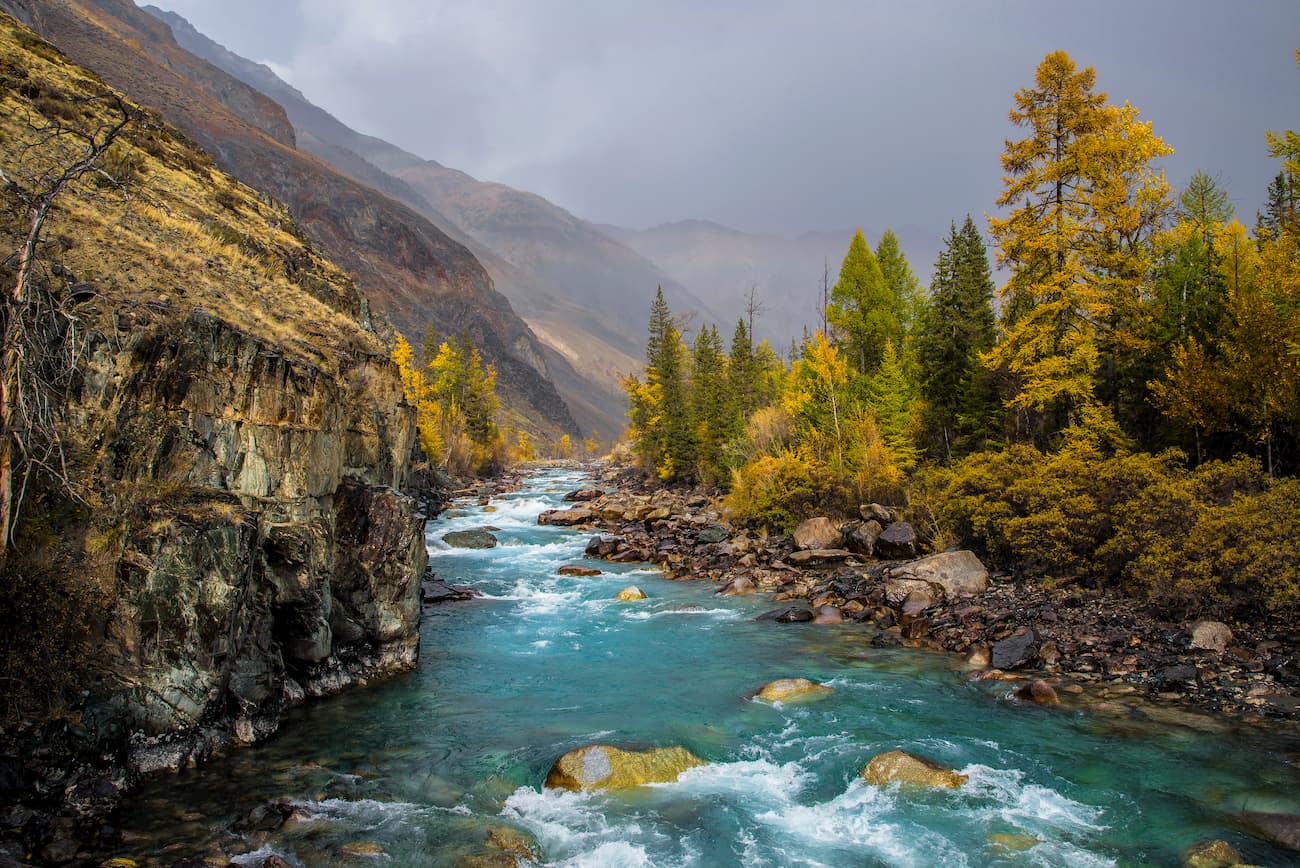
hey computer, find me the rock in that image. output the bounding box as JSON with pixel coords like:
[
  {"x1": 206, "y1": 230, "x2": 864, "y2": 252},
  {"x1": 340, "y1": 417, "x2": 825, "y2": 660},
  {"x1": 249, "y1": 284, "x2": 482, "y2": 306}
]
[
  {"x1": 455, "y1": 856, "x2": 517, "y2": 868},
  {"x1": 696, "y1": 525, "x2": 730, "y2": 544},
  {"x1": 39, "y1": 838, "x2": 79, "y2": 865},
  {"x1": 1235, "y1": 811, "x2": 1300, "y2": 852},
  {"x1": 441, "y1": 529, "x2": 498, "y2": 549},
  {"x1": 992, "y1": 629, "x2": 1038, "y2": 670},
  {"x1": 562, "y1": 487, "x2": 602, "y2": 502},
  {"x1": 716, "y1": 576, "x2": 756, "y2": 596},
  {"x1": 861, "y1": 503, "x2": 893, "y2": 524},
  {"x1": 901, "y1": 591, "x2": 933, "y2": 618},
  {"x1": 793, "y1": 517, "x2": 843, "y2": 551},
  {"x1": 812, "y1": 606, "x2": 843, "y2": 624},
  {"x1": 232, "y1": 798, "x2": 294, "y2": 833},
  {"x1": 874, "y1": 522, "x2": 917, "y2": 559},
  {"x1": 538, "y1": 508, "x2": 595, "y2": 526},
  {"x1": 585, "y1": 535, "x2": 622, "y2": 557},
  {"x1": 421, "y1": 578, "x2": 481, "y2": 603},
  {"x1": 845, "y1": 520, "x2": 883, "y2": 557},
  {"x1": 544, "y1": 744, "x2": 705, "y2": 790},
  {"x1": 100, "y1": 861, "x2": 140, "y2": 868},
  {"x1": 860, "y1": 750, "x2": 967, "y2": 789},
  {"x1": 615, "y1": 585, "x2": 647, "y2": 601},
  {"x1": 989, "y1": 833, "x2": 1040, "y2": 853},
  {"x1": 885, "y1": 578, "x2": 940, "y2": 607},
  {"x1": 756, "y1": 606, "x2": 814, "y2": 623},
  {"x1": 888, "y1": 551, "x2": 988, "y2": 596},
  {"x1": 1013, "y1": 679, "x2": 1060, "y2": 706},
  {"x1": 1181, "y1": 839, "x2": 1243, "y2": 868},
  {"x1": 786, "y1": 548, "x2": 852, "y2": 565},
  {"x1": 557, "y1": 564, "x2": 601, "y2": 577},
  {"x1": 485, "y1": 825, "x2": 541, "y2": 861},
  {"x1": 340, "y1": 841, "x2": 385, "y2": 857},
  {"x1": 965, "y1": 645, "x2": 991, "y2": 668},
  {"x1": 1189, "y1": 620, "x2": 1234, "y2": 654},
  {"x1": 756, "y1": 678, "x2": 834, "y2": 702},
  {"x1": 1154, "y1": 664, "x2": 1199, "y2": 687}
]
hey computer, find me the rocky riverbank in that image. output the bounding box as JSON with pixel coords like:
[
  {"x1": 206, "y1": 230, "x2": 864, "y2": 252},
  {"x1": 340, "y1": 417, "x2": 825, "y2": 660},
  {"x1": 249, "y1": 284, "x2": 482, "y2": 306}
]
[{"x1": 535, "y1": 466, "x2": 1300, "y2": 726}]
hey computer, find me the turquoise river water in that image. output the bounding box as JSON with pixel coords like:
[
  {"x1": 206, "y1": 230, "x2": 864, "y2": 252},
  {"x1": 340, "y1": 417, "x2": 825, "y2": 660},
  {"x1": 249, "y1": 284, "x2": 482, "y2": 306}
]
[{"x1": 117, "y1": 468, "x2": 1300, "y2": 866}]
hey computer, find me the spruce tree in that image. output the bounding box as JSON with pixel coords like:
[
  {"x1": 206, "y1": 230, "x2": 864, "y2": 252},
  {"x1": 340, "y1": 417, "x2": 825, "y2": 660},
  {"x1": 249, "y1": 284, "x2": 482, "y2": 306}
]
[
  {"x1": 875, "y1": 229, "x2": 922, "y2": 336},
  {"x1": 642, "y1": 287, "x2": 693, "y2": 480},
  {"x1": 826, "y1": 228, "x2": 896, "y2": 374},
  {"x1": 690, "y1": 325, "x2": 729, "y2": 483}
]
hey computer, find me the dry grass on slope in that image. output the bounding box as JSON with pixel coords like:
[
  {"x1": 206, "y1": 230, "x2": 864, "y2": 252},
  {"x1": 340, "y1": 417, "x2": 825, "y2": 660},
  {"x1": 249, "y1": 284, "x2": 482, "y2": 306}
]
[{"x1": 0, "y1": 13, "x2": 383, "y2": 373}]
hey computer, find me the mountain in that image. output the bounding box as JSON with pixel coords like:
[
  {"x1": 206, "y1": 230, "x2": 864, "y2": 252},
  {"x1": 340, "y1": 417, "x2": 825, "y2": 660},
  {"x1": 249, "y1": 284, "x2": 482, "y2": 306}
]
[
  {"x1": 601, "y1": 220, "x2": 942, "y2": 351},
  {"x1": 143, "y1": 5, "x2": 730, "y2": 440},
  {"x1": 5, "y1": 0, "x2": 579, "y2": 440}
]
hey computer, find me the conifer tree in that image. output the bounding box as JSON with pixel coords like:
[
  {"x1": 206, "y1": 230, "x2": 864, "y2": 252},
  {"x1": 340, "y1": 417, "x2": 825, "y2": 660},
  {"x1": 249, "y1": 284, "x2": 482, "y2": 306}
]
[
  {"x1": 826, "y1": 228, "x2": 896, "y2": 374},
  {"x1": 875, "y1": 228, "x2": 922, "y2": 335},
  {"x1": 728, "y1": 318, "x2": 758, "y2": 426},
  {"x1": 690, "y1": 324, "x2": 729, "y2": 483},
  {"x1": 627, "y1": 287, "x2": 694, "y2": 480},
  {"x1": 915, "y1": 216, "x2": 999, "y2": 458}
]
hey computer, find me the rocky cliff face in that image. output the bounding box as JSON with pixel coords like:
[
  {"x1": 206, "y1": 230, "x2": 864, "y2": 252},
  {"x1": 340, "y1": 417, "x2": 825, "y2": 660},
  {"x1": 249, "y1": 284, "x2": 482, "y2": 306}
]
[{"x1": 0, "y1": 11, "x2": 426, "y2": 779}]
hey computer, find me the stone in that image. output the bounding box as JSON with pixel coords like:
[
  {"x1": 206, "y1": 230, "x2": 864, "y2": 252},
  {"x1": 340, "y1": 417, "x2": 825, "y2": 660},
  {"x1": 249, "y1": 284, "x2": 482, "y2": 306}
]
[
  {"x1": 874, "y1": 521, "x2": 917, "y2": 559},
  {"x1": 39, "y1": 838, "x2": 79, "y2": 865},
  {"x1": 696, "y1": 525, "x2": 730, "y2": 544},
  {"x1": 485, "y1": 825, "x2": 541, "y2": 861},
  {"x1": 845, "y1": 520, "x2": 883, "y2": 557},
  {"x1": 455, "y1": 856, "x2": 517, "y2": 868},
  {"x1": 421, "y1": 578, "x2": 481, "y2": 603},
  {"x1": 989, "y1": 833, "x2": 1040, "y2": 853},
  {"x1": 544, "y1": 744, "x2": 706, "y2": 791},
  {"x1": 537, "y1": 508, "x2": 595, "y2": 526},
  {"x1": 812, "y1": 606, "x2": 843, "y2": 624},
  {"x1": 755, "y1": 678, "x2": 834, "y2": 702},
  {"x1": 441, "y1": 529, "x2": 498, "y2": 549},
  {"x1": 1189, "y1": 620, "x2": 1234, "y2": 654},
  {"x1": 1154, "y1": 664, "x2": 1198, "y2": 687},
  {"x1": 756, "y1": 606, "x2": 814, "y2": 623},
  {"x1": 793, "y1": 517, "x2": 843, "y2": 551},
  {"x1": 562, "y1": 487, "x2": 603, "y2": 502},
  {"x1": 992, "y1": 629, "x2": 1038, "y2": 670},
  {"x1": 888, "y1": 551, "x2": 988, "y2": 596},
  {"x1": 1181, "y1": 839, "x2": 1243, "y2": 868},
  {"x1": 965, "y1": 645, "x2": 991, "y2": 668},
  {"x1": 1013, "y1": 679, "x2": 1061, "y2": 705},
  {"x1": 340, "y1": 841, "x2": 385, "y2": 857},
  {"x1": 557, "y1": 564, "x2": 601, "y2": 577},
  {"x1": 585, "y1": 535, "x2": 621, "y2": 557},
  {"x1": 786, "y1": 548, "x2": 852, "y2": 565},
  {"x1": 860, "y1": 750, "x2": 967, "y2": 789},
  {"x1": 100, "y1": 861, "x2": 140, "y2": 868},
  {"x1": 716, "y1": 576, "x2": 756, "y2": 596},
  {"x1": 1235, "y1": 811, "x2": 1300, "y2": 852},
  {"x1": 901, "y1": 591, "x2": 933, "y2": 618},
  {"x1": 232, "y1": 798, "x2": 294, "y2": 833},
  {"x1": 861, "y1": 503, "x2": 893, "y2": 524},
  {"x1": 615, "y1": 585, "x2": 647, "y2": 601},
  {"x1": 885, "y1": 578, "x2": 940, "y2": 607}
]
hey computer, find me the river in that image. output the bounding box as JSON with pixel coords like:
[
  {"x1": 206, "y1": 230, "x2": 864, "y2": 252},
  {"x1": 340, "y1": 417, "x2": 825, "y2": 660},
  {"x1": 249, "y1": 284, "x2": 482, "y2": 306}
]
[{"x1": 116, "y1": 467, "x2": 1300, "y2": 866}]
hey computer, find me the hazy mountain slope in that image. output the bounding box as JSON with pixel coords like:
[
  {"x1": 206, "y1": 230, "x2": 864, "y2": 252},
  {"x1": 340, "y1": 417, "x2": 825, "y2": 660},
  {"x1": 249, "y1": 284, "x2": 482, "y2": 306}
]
[
  {"x1": 7, "y1": 0, "x2": 577, "y2": 439},
  {"x1": 603, "y1": 220, "x2": 941, "y2": 349}
]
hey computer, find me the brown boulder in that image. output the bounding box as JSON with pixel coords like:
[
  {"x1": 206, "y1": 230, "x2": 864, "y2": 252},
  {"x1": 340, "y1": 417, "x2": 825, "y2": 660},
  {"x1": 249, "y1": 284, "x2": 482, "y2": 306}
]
[
  {"x1": 558, "y1": 564, "x2": 601, "y2": 577},
  {"x1": 787, "y1": 548, "x2": 852, "y2": 565},
  {"x1": 1188, "y1": 620, "x2": 1234, "y2": 654},
  {"x1": 544, "y1": 744, "x2": 705, "y2": 791},
  {"x1": 615, "y1": 585, "x2": 647, "y2": 601},
  {"x1": 755, "y1": 678, "x2": 834, "y2": 702},
  {"x1": 812, "y1": 606, "x2": 844, "y2": 624},
  {"x1": 875, "y1": 522, "x2": 917, "y2": 559},
  {"x1": 1013, "y1": 679, "x2": 1061, "y2": 706},
  {"x1": 716, "y1": 575, "x2": 756, "y2": 596},
  {"x1": 793, "y1": 517, "x2": 843, "y2": 551},
  {"x1": 860, "y1": 750, "x2": 967, "y2": 789},
  {"x1": 888, "y1": 551, "x2": 988, "y2": 596},
  {"x1": 538, "y1": 508, "x2": 595, "y2": 526}
]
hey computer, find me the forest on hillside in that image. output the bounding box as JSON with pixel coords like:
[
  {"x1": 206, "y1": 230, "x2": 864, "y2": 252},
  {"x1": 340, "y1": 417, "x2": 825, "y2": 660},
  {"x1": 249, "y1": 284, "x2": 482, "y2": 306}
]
[{"x1": 623, "y1": 50, "x2": 1300, "y2": 622}]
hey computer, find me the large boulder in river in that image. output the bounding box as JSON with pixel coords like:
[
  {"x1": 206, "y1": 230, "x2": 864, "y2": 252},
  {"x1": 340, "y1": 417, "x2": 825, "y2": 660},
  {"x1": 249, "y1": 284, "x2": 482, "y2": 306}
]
[
  {"x1": 793, "y1": 517, "x2": 843, "y2": 551},
  {"x1": 441, "y1": 529, "x2": 498, "y2": 549},
  {"x1": 755, "y1": 678, "x2": 834, "y2": 702},
  {"x1": 1180, "y1": 839, "x2": 1244, "y2": 868},
  {"x1": 538, "y1": 508, "x2": 595, "y2": 527},
  {"x1": 1188, "y1": 620, "x2": 1234, "y2": 654},
  {"x1": 756, "y1": 606, "x2": 814, "y2": 623},
  {"x1": 1235, "y1": 811, "x2": 1300, "y2": 852},
  {"x1": 544, "y1": 744, "x2": 705, "y2": 791},
  {"x1": 860, "y1": 750, "x2": 967, "y2": 789},
  {"x1": 888, "y1": 551, "x2": 988, "y2": 597},
  {"x1": 558, "y1": 564, "x2": 601, "y2": 577},
  {"x1": 1013, "y1": 679, "x2": 1060, "y2": 706},
  {"x1": 874, "y1": 522, "x2": 917, "y2": 559},
  {"x1": 615, "y1": 585, "x2": 647, "y2": 601},
  {"x1": 716, "y1": 575, "x2": 756, "y2": 596},
  {"x1": 562, "y1": 487, "x2": 602, "y2": 502}
]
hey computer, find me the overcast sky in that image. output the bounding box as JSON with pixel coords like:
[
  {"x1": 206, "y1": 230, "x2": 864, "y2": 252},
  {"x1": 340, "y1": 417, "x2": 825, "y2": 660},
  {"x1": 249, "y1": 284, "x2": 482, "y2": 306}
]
[{"x1": 154, "y1": 0, "x2": 1298, "y2": 238}]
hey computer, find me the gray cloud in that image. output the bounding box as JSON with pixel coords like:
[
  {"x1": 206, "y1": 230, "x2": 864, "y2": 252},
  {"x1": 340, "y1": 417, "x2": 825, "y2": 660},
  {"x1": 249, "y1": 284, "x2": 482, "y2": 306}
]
[{"x1": 156, "y1": 0, "x2": 1298, "y2": 240}]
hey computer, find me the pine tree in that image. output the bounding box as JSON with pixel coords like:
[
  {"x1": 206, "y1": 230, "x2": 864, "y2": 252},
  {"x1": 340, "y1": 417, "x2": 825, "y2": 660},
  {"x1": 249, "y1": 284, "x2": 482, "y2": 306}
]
[
  {"x1": 875, "y1": 228, "x2": 922, "y2": 336},
  {"x1": 630, "y1": 287, "x2": 694, "y2": 480},
  {"x1": 728, "y1": 318, "x2": 758, "y2": 427},
  {"x1": 689, "y1": 324, "x2": 729, "y2": 483},
  {"x1": 826, "y1": 228, "x2": 896, "y2": 374},
  {"x1": 867, "y1": 339, "x2": 920, "y2": 470},
  {"x1": 915, "y1": 216, "x2": 999, "y2": 458},
  {"x1": 1256, "y1": 171, "x2": 1298, "y2": 243}
]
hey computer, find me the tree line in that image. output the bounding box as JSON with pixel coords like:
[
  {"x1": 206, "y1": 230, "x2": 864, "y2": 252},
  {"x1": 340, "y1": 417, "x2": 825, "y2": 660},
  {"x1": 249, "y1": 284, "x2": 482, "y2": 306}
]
[{"x1": 624, "y1": 49, "x2": 1300, "y2": 619}]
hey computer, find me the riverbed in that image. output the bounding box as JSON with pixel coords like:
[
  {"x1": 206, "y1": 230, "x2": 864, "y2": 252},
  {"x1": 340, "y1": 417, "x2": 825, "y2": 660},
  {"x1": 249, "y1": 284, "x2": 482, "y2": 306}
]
[{"x1": 115, "y1": 467, "x2": 1300, "y2": 866}]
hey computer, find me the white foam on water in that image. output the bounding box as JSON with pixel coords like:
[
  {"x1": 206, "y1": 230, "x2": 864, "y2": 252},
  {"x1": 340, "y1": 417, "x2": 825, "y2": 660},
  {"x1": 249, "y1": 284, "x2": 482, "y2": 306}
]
[
  {"x1": 230, "y1": 846, "x2": 301, "y2": 867},
  {"x1": 663, "y1": 757, "x2": 812, "y2": 804},
  {"x1": 501, "y1": 786, "x2": 663, "y2": 866},
  {"x1": 755, "y1": 779, "x2": 968, "y2": 868},
  {"x1": 961, "y1": 764, "x2": 1107, "y2": 833},
  {"x1": 622, "y1": 606, "x2": 743, "y2": 622},
  {"x1": 290, "y1": 798, "x2": 429, "y2": 830}
]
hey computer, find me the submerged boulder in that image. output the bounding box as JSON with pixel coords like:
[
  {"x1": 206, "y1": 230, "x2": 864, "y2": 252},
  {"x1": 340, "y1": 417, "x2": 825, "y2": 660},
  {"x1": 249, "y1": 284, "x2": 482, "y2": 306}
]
[
  {"x1": 812, "y1": 605, "x2": 843, "y2": 624},
  {"x1": 756, "y1": 606, "x2": 814, "y2": 623},
  {"x1": 485, "y1": 825, "x2": 541, "y2": 861},
  {"x1": 1013, "y1": 679, "x2": 1060, "y2": 706},
  {"x1": 793, "y1": 517, "x2": 842, "y2": 551},
  {"x1": 557, "y1": 564, "x2": 602, "y2": 577},
  {"x1": 755, "y1": 678, "x2": 834, "y2": 703},
  {"x1": 716, "y1": 575, "x2": 756, "y2": 596},
  {"x1": 1235, "y1": 811, "x2": 1300, "y2": 852},
  {"x1": 860, "y1": 750, "x2": 967, "y2": 789},
  {"x1": 615, "y1": 585, "x2": 647, "y2": 601},
  {"x1": 1180, "y1": 839, "x2": 1243, "y2": 868},
  {"x1": 544, "y1": 744, "x2": 705, "y2": 790},
  {"x1": 441, "y1": 529, "x2": 498, "y2": 549}
]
